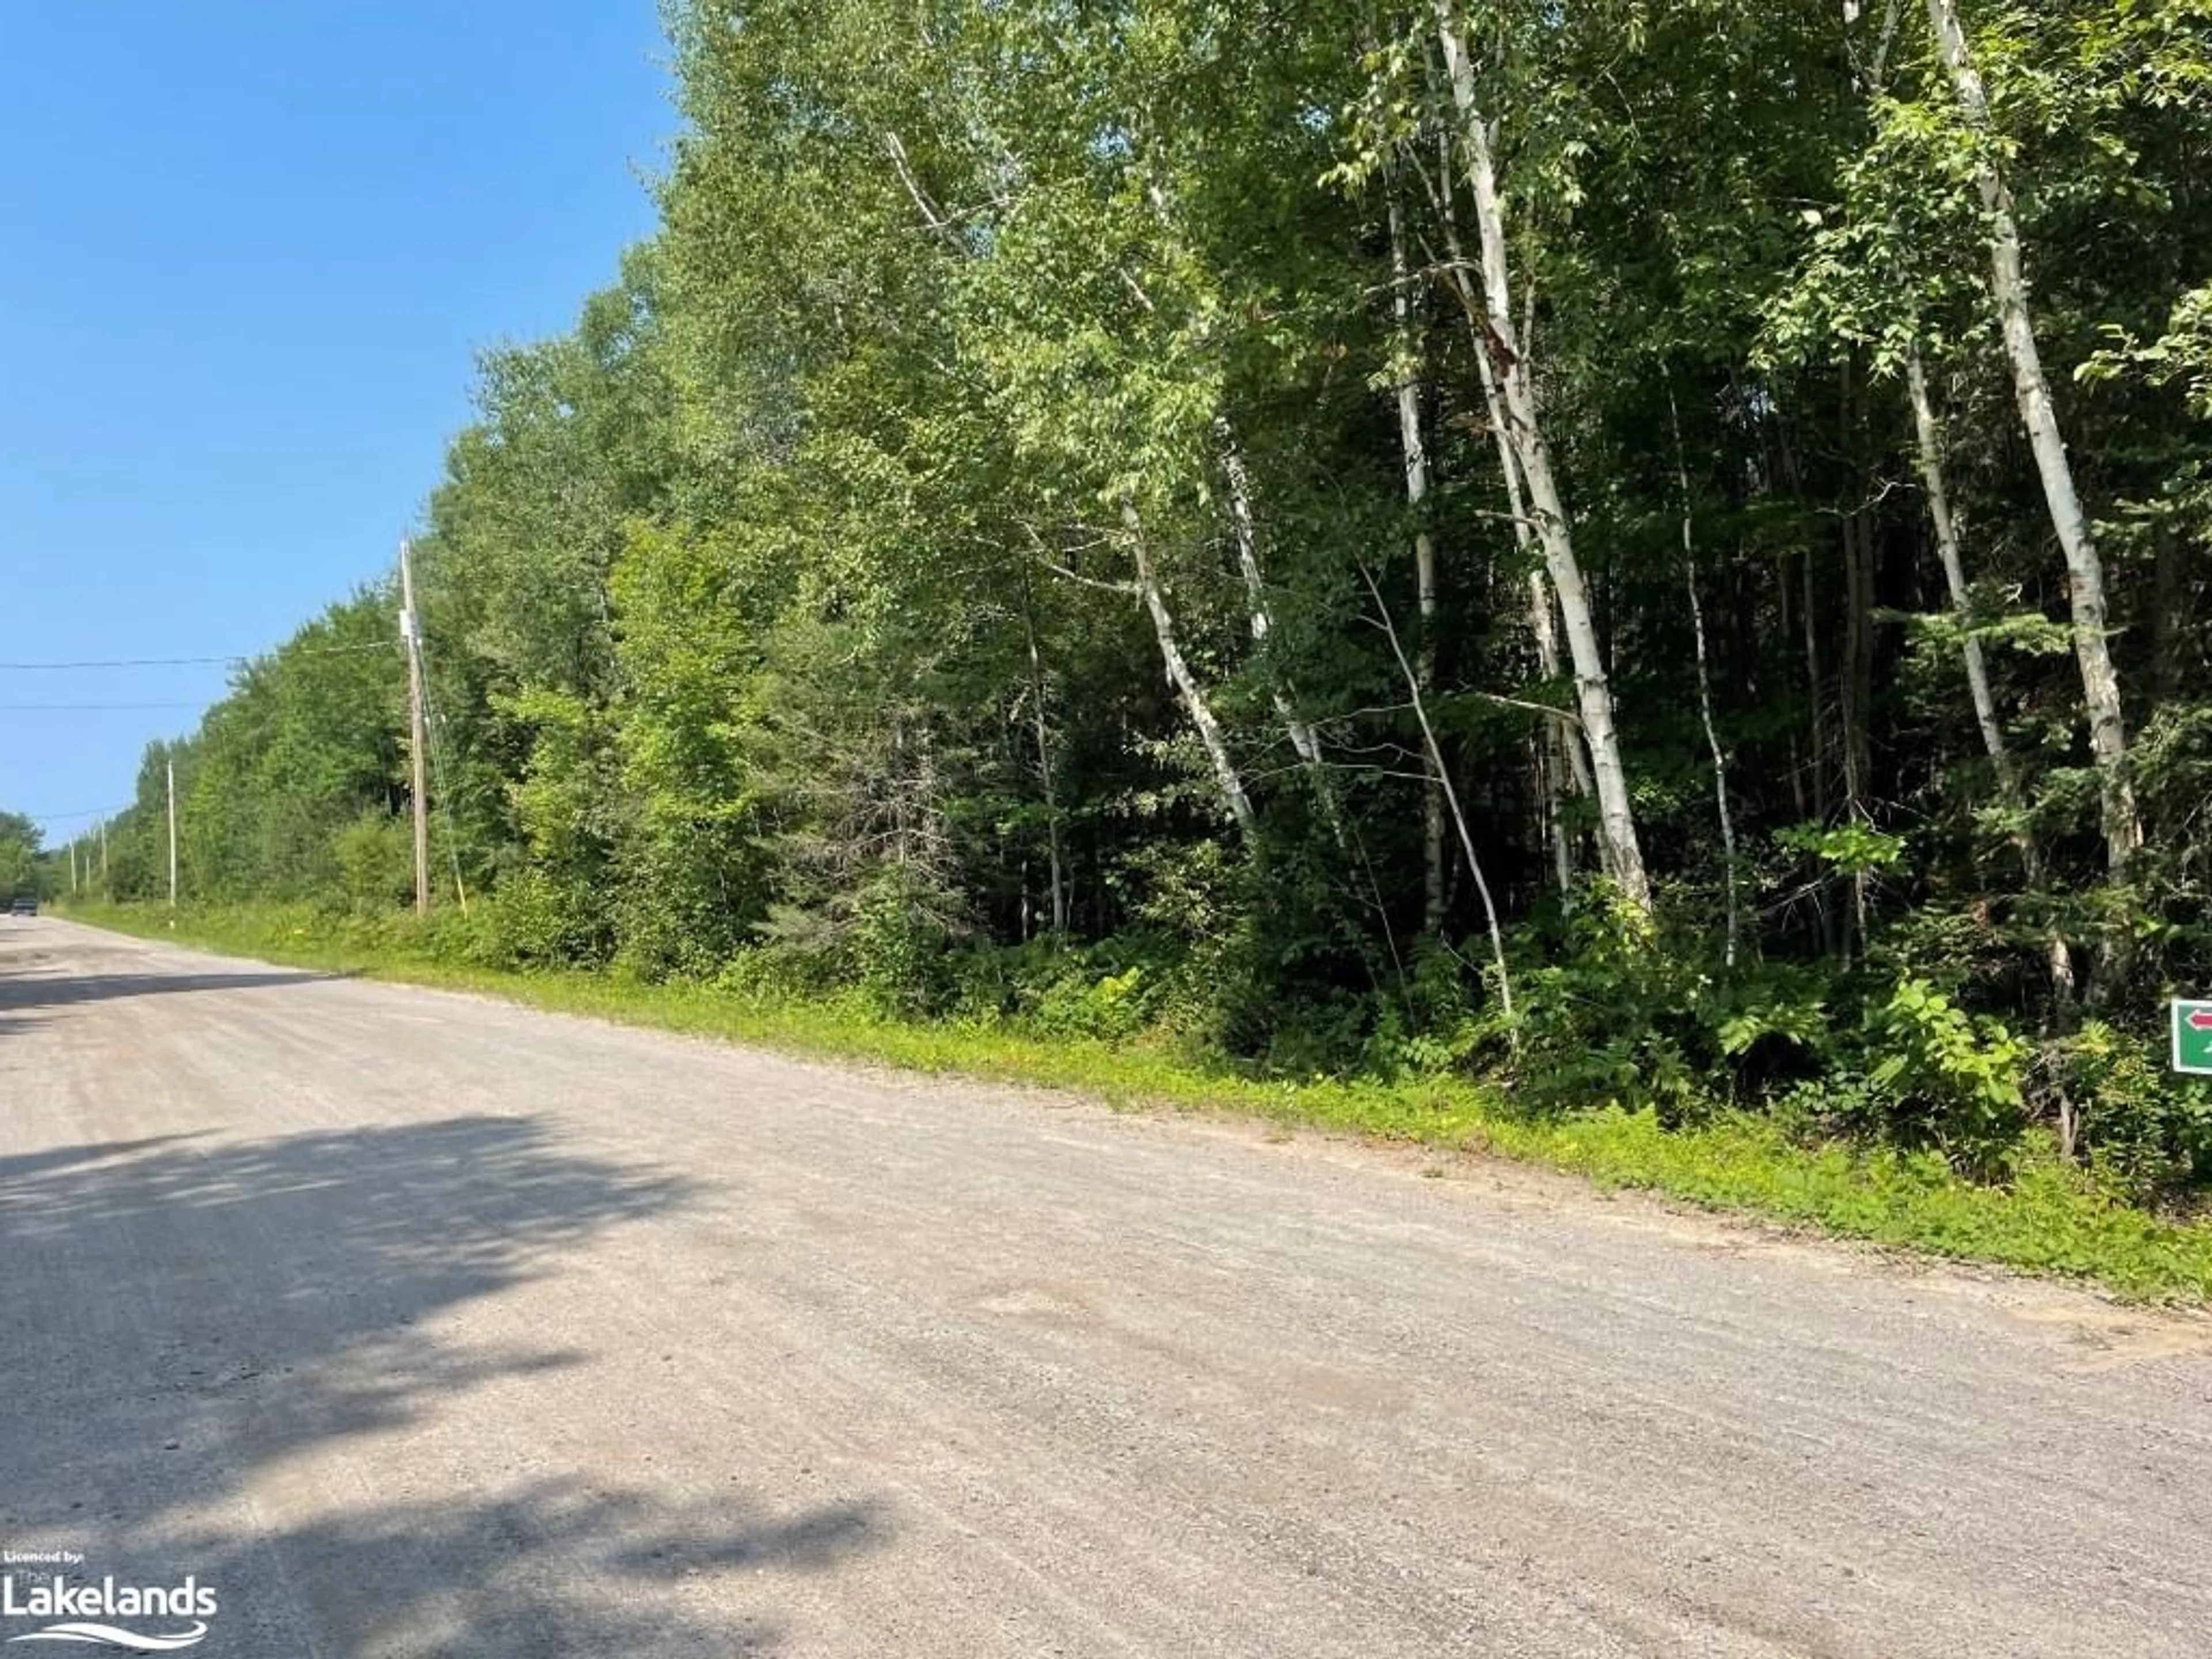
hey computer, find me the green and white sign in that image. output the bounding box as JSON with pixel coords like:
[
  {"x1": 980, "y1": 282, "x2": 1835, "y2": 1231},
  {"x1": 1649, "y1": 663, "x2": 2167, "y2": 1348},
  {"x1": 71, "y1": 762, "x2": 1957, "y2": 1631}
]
[{"x1": 2173, "y1": 1001, "x2": 2212, "y2": 1077}]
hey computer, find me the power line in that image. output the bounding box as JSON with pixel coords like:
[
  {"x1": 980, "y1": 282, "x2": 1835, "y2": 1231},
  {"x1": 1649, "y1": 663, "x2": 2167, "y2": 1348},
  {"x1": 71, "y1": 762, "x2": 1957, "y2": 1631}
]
[
  {"x1": 0, "y1": 655, "x2": 249, "y2": 670},
  {"x1": 25, "y1": 804, "x2": 131, "y2": 824},
  {"x1": 0, "y1": 642, "x2": 396, "y2": 671},
  {"x1": 0, "y1": 702, "x2": 207, "y2": 712}
]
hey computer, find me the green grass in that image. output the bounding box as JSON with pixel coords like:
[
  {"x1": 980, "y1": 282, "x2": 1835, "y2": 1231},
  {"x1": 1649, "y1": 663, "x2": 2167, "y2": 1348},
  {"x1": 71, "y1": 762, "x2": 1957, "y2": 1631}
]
[{"x1": 60, "y1": 900, "x2": 2212, "y2": 1303}]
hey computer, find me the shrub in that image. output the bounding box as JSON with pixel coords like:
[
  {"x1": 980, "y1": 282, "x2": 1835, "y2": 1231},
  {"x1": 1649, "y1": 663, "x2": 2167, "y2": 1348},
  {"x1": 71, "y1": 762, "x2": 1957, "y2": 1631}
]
[
  {"x1": 2048, "y1": 1020, "x2": 2212, "y2": 1202},
  {"x1": 331, "y1": 812, "x2": 415, "y2": 910},
  {"x1": 1025, "y1": 960, "x2": 1156, "y2": 1041},
  {"x1": 479, "y1": 868, "x2": 614, "y2": 968},
  {"x1": 1855, "y1": 978, "x2": 2031, "y2": 1178}
]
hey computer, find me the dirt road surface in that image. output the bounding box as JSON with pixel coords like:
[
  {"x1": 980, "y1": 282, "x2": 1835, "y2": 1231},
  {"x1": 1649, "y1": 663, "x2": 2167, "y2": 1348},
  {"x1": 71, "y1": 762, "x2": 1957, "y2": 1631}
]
[{"x1": 2, "y1": 917, "x2": 2209, "y2": 1656}]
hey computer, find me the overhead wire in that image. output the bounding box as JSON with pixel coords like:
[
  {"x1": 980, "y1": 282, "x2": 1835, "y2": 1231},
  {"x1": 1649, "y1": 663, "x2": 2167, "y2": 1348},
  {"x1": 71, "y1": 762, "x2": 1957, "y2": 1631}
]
[
  {"x1": 0, "y1": 702, "x2": 207, "y2": 713},
  {"x1": 14, "y1": 627, "x2": 415, "y2": 870},
  {"x1": 13, "y1": 639, "x2": 398, "y2": 882},
  {"x1": 0, "y1": 642, "x2": 396, "y2": 671},
  {"x1": 25, "y1": 804, "x2": 131, "y2": 824},
  {"x1": 10, "y1": 645, "x2": 398, "y2": 843}
]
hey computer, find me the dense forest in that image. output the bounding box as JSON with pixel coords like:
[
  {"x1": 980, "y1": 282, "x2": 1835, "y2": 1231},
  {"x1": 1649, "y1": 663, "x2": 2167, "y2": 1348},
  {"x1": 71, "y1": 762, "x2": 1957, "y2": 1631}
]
[
  {"x1": 1, "y1": 813, "x2": 39, "y2": 899},
  {"x1": 65, "y1": 0, "x2": 2212, "y2": 1195}
]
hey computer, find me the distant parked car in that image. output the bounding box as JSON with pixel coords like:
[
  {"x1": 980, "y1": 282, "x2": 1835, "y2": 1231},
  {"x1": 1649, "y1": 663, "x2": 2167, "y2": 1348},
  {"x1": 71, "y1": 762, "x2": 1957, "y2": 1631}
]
[{"x1": 7, "y1": 895, "x2": 36, "y2": 916}]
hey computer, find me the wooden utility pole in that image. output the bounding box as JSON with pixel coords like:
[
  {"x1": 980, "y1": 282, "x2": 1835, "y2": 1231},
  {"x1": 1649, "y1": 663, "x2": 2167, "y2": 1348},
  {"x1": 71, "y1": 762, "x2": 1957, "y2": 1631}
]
[
  {"x1": 166, "y1": 758, "x2": 178, "y2": 909},
  {"x1": 69, "y1": 842, "x2": 78, "y2": 896},
  {"x1": 99, "y1": 818, "x2": 107, "y2": 886},
  {"x1": 399, "y1": 539, "x2": 431, "y2": 918}
]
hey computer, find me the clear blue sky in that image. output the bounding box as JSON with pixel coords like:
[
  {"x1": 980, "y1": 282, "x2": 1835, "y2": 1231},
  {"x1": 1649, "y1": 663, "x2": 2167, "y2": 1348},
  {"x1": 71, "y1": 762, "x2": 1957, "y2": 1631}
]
[{"x1": 0, "y1": 1, "x2": 671, "y2": 846}]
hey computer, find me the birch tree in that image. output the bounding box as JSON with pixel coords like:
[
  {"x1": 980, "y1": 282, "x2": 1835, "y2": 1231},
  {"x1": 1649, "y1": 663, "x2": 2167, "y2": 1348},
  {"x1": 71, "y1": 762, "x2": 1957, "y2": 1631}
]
[
  {"x1": 1385, "y1": 167, "x2": 1449, "y2": 931},
  {"x1": 1923, "y1": 0, "x2": 2142, "y2": 873},
  {"x1": 1434, "y1": 0, "x2": 1653, "y2": 914}
]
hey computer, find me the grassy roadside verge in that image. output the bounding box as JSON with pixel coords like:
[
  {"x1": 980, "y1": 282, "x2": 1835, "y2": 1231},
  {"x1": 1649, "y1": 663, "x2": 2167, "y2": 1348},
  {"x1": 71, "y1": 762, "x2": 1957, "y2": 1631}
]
[{"x1": 58, "y1": 900, "x2": 2212, "y2": 1302}]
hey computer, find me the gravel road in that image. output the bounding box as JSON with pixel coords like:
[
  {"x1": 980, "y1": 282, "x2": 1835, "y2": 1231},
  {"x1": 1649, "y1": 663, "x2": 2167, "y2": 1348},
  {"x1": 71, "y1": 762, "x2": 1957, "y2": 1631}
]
[{"x1": 1, "y1": 916, "x2": 2208, "y2": 1656}]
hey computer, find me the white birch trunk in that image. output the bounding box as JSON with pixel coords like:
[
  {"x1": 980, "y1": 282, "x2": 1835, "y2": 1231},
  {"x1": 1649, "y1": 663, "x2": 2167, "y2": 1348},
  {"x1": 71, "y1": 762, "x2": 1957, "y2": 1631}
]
[
  {"x1": 1668, "y1": 386, "x2": 1740, "y2": 968},
  {"x1": 1362, "y1": 567, "x2": 1514, "y2": 1018},
  {"x1": 1908, "y1": 350, "x2": 2083, "y2": 1013},
  {"x1": 1123, "y1": 497, "x2": 1256, "y2": 839},
  {"x1": 1215, "y1": 421, "x2": 1343, "y2": 842},
  {"x1": 1215, "y1": 421, "x2": 1325, "y2": 774},
  {"x1": 1906, "y1": 351, "x2": 2012, "y2": 786},
  {"x1": 1925, "y1": 0, "x2": 2141, "y2": 873},
  {"x1": 1435, "y1": 131, "x2": 1598, "y2": 834},
  {"x1": 1129, "y1": 160, "x2": 1330, "y2": 820},
  {"x1": 1436, "y1": 0, "x2": 1653, "y2": 912},
  {"x1": 1388, "y1": 174, "x2": 1449, "y2": 933},
  {"x1": 1019, "y1": 567, "x2": 1069, "y2": 940},
  {"x1": 1476, "y1": 336, "x2": 1597, "y2": 888},
  {"x1": 1685, "y1": 551, "x2": 1739, "y2": 964},
  {"x1": 1486, "y1": 403, "x2": 1588, "y2": 905}
]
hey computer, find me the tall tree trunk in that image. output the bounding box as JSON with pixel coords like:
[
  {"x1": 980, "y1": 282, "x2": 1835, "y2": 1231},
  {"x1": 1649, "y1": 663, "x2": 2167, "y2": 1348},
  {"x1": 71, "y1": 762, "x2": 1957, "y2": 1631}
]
[
  {"x1": 1777, "y1": 562, "x2": 1809, "y2": 820},
  {"x1": 1435, "y1": 1, "x2": 1652, "y2": 912},
  {"x1": 1387, "y1": 169, "x2": 1448, "y2": 933},
  {"x1": 1127, "y1": 155, "x2": 1332, "y2": 831},
  {"x1": 1801, "y1": 547, "x2": 1828, "y2": 804},
  {"x1": 1668, "y1": 384, "x2": 1740, "y2": 969},
  {"x1": 1361, "y1": 567, "x2": 1514, "y2": 1018},
  {"x1": 1925, "y1": 0, "x2": 2142, "y2": 874},
  {"x1": 1775, "y1": 411, "x2": 1834, "y2": 831},
  {"x1": 1214, "y1": 418, "x2": 1339, "y2": 838},
  {"x1": 1839, "y1": 367, "x2": 1879, "y2": 962},
  {"x1": 1842, "y1": 513, "x2": 1874, "y2": 819},
  {"x1": 1431, "y1": 132, "x2": 1588, "y2": 893},
  {"x1": 1839, "y1": 368, "x2": 1877, "y2": 828},
  {"x1": 1907, "y1": 351, "x2": 2081, "y2": 1019},
  {"x1": 1907, "y1": 352, "x2": 2012, "y2": 789},
  {"x1": 1018, "y1": 566, "x2": 1068, "y2": 941},
  {"x1": 1123, "y1": 498, "x2": 1256, "y2": 840},
  {"x1": 1801, "y1": 545, "x2": 1838, "y2": 956},
  {"x1": 1474, "y1": 305, "x2": 1593, "y2": 872}
]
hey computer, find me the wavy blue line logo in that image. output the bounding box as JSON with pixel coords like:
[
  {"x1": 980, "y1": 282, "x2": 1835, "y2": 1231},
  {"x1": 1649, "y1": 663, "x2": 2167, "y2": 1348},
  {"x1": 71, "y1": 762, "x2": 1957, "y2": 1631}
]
[
  {"x1": 7, "y1": 1623, "x2": 209, "y2": 1650},
  {"x1": 2, "y1": 1573, "x2": 217, "y2": 1652}
]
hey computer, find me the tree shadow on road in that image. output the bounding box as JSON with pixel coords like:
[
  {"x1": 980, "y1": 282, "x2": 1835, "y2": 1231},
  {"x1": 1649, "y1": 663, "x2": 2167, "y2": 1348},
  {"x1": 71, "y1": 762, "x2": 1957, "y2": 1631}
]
[
  {"x1": 0, "y1": 1116, "x2": 893, "y2": 1653},
  {"x1": 0, "y1": 1133, "x2": 203, "y2": 1183},
  {"x1": 159, "y1": 1481, "x2": 893, "y2": 1655},
  {"x1": 0, "y1": 929, "x2": 355, "y2": 1033},
  {"x1": 0, "y1": 966, "x2": 346, "y2": 1015}
]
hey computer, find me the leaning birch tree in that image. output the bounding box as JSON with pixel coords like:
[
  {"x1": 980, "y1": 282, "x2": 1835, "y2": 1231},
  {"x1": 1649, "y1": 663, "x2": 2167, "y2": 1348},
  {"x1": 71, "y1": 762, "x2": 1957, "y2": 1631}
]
[
  {"x1": 1433, "y1": 0, "x2": 1653, "y2": 912},
  {"x1": 1923, "y1": 0, "x2": 2142, "y2": 874}
]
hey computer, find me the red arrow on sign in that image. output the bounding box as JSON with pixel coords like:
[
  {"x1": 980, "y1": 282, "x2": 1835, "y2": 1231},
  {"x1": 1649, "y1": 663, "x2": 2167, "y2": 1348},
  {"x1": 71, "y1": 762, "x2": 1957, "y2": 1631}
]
[{"x1": 2191, "y1": 1010, "x2": 2212, "y2": 1032}]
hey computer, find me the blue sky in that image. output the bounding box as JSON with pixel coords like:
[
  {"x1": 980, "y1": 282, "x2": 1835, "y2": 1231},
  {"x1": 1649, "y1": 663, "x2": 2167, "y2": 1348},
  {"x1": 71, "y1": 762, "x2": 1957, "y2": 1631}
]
[{"x1": 0, "y1": 2, "x2": 671, "y2": 845}]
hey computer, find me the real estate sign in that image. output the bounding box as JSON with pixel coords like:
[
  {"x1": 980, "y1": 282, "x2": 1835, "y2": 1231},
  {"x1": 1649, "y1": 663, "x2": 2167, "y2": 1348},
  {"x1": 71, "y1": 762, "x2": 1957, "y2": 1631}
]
[{"x1": 2173, "y1": 1001, "x2": 2212, "y2": 1077}]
